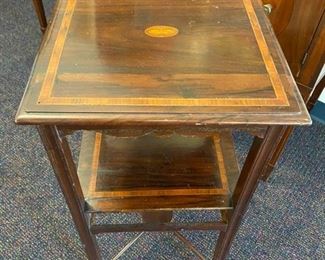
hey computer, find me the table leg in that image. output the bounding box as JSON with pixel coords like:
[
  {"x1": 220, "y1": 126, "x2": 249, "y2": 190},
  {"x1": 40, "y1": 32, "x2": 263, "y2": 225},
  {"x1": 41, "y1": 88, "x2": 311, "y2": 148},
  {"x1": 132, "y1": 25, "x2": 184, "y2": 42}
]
[
  {"x1": 213, "y1": 125, "x2": 284, "y2": 259},
  {"x1": 261, "y1": 78, "x2": 324, "y2": 181},
  {"x1": 32, "y1": 0, "x2": 47, "y2": 34},
  {"x1": 260, "y1": 126, "x2": 293, "y2": 181},
  {"x1": 38, "y1": 126, "x2": 101, "y2": 260}
]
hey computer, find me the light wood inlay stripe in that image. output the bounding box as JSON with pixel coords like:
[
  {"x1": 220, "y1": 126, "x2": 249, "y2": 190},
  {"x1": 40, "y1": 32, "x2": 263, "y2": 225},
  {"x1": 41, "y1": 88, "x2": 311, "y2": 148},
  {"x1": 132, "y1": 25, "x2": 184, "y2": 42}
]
[
  {"x1": 214, "y1": 136, "x2": 229, "y2": 191},
  {"x1": 45, "y1": 96, "x2": 288, "y2": 106},
  {"x1": 38, "y1": 0, "x2": 77, "y2": 102},
  {"x1": 89, "y1": 188, "x2": 228, "y2": 198},
  {"x1": 242, "y1": 0, "x2": 289, "y2": 105},
  {"x1": 87, "y1": 131, "x2": 102, "y2": 198}
]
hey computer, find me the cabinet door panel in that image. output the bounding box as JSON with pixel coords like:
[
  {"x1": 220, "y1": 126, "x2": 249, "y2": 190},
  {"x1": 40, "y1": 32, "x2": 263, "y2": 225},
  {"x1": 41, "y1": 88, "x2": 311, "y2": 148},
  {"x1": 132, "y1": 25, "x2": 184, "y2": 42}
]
[
  {"x1": 262, "y1": 0, "x2": 325, "y2": 77},
  {"x1": 263, "y1": 0, "x2": 294, "y2": 35}
]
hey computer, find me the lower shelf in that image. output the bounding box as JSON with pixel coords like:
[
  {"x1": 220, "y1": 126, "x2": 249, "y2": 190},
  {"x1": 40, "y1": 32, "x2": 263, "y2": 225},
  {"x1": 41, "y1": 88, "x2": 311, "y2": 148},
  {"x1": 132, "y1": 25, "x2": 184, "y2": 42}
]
[{"x1": 77, "y1": 131, "x2": 239, "y2": 212}]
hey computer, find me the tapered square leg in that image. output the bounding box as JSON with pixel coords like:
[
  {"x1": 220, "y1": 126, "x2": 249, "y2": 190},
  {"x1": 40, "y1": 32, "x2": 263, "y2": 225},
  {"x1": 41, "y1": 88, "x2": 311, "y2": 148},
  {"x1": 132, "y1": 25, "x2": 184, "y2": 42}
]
[
  {"x1": 38, "y1": 126, "x2": 101, "y2": 260},
  {"x1": 213, "y1": 126, "x2": 285, "y2": 259}
]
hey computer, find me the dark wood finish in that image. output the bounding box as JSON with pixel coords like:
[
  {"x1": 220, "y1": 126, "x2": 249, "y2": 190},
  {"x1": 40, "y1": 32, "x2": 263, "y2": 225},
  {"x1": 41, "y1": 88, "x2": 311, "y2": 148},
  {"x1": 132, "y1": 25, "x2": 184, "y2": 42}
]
[
  {"x1": 262, "y1": 0, "x2": 324, "y2": 79},
  {"x1": 261, "y1": 0, "x2": 294, "y2": 34},
  {"x1": 259, "y1": 2, "x2": 324, "y2": 180},
  {"x1": 91, "y1": 221, "x2": 227, "y2": 234},
  {"x1": 297, "y1": 11, "x2": 325, "y2": 99},
  {"x1": 260, "y1": 126, "x2": 293, "y2": 180},
  {"x1": 37, "y1": 126, "x2": 101, "y2": 260},
  {"x1": 141, "y1": 211, "x2": 173, "y2": 224},
  {"x1": 32, "y1": 0, "x2": 47, "y2": 33},
  {"x1": 261, "y1": 76, "x2": 324, "y2": 180},
  {"x1": 78, "y1": 131, "x2": 239, "y2": 212},
  {"x1": 16, "y1": 1, "x2": 311, "y2": 259},
  {"x1": 262, "y1": 0, "x2": 325, "y2": 99},
  {"x1": 213, "y1": 125, "x2": 285, "y2": 259},
  {"x1": 16, "y1": 0, "x2": 310, "y2": 126}
]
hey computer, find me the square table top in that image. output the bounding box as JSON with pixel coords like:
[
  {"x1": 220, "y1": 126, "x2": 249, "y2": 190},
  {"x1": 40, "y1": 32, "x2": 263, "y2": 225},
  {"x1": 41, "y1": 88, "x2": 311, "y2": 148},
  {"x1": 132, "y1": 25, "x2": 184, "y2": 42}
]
[{"x1": 16, "y1": 0, "x2": 311, "y2": 127}]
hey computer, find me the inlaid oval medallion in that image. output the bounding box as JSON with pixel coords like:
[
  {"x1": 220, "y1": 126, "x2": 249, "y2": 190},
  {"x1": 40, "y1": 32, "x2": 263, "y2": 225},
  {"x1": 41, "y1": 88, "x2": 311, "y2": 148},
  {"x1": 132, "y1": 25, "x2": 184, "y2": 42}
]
[{"x1": 145, "y1": 25, "x2": 179, "y2": 38}]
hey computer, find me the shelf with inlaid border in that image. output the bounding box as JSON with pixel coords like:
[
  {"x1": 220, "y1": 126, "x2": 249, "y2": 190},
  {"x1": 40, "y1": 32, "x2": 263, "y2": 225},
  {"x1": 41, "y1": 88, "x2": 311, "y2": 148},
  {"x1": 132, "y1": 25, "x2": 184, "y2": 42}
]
[{"x1": 77, "y1": 131, "x2": 240, "y2": 212}]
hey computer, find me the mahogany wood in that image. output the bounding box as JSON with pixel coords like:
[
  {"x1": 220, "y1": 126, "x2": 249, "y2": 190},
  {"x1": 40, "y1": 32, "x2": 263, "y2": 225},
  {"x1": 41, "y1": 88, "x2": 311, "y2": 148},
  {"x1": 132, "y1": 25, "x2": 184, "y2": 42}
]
[
  {"x1": 260, "y1": 126, "x2": 293, "y2": 180},
  {"x1": 16, "y1": 1, "x2": 312, "y2": 259},
  {"x1": 32, "y1": 0, "x2": 47, "y2": 33},
  {"x1": 213, "y1": 125, "x2": 285, "y2": 259},
  {"x1": 141, "y1": 211, "x2": 173, "y2": 224},
  {"x1": 16, "y1": 0, "x2": 310, "y2": 127},
  {"x1": 77, "y1": 131, "x2": 239, "y2": 212},
  {"x1": 262, "y1": 0, "x2": 324, "y2": 100},
  {"x1": 297, "y1": 10, "x2": 325, "y2": 96},
  {"x1": 261, "y1": 77, "x2": 325, "y2": 180},
  {"x1": 260, "y1": 2, "x2": 324, "y2": 180},
  {"x1": 91, "y1": 221, "x2": 227, "y2": 234},
  {"x1": 262, "y1": 0, "x2": 325, "y2": 79},
  {"x1": 37, "y1": 126, "x2": 100, "y2": 260}
]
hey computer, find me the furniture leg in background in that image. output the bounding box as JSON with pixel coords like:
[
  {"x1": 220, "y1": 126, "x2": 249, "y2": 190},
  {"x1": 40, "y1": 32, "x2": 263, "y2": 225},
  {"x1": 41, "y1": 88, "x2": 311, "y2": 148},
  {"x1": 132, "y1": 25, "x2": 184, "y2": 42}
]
[
  {"x1": 32, "y1": 0, "x2": 47, "y2": 33},
  {"x1": 260, "y1": 2, "x2": 325, "y2": 181},
  {"x1": 214, "y1": 126, "x2": 284, "y2": 258},
  {"x1": 260, "y1": 77, "x2": 324, "y2": 181}
]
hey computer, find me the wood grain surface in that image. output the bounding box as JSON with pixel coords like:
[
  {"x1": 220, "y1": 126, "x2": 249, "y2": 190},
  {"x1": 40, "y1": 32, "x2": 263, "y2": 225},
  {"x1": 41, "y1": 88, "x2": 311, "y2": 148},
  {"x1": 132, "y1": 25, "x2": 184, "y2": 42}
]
[
  {"x1": 16, "y1": 0, "x2": 310, "y2": 126},
  {"x1": 77, "y1": 131, "x2": 239, "y2": 212}
]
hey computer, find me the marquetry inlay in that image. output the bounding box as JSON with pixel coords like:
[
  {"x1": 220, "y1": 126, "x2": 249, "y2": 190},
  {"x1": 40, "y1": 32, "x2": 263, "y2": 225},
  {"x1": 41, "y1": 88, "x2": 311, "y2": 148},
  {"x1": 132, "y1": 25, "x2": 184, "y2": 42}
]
[
  {"x1": 86, "y1": 132, "x2": 229, "y2": 199},
  {"x1": 37, "y1": 0, "x2": 289, "y2": 107},
  {"x1": 144, "y1": 25, "x2": 179, "y2": 38}
]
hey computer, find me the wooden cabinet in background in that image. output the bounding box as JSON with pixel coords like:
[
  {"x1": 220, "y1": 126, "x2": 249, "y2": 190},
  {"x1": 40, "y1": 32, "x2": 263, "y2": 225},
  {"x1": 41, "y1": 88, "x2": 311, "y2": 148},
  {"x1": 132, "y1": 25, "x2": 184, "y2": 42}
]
[
  {"x1": 261, "y1": 0, "x2": 325, "y2": 180},
  {"x1": 262, "y1": 0, "x2": 325, "y2": 99}
]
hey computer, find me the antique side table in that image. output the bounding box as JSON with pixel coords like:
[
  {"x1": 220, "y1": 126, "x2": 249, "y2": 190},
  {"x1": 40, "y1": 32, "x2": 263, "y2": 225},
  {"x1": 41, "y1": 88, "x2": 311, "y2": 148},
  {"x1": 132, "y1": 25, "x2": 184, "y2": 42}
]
[{"x1": 16, "y1": 0, "x2": 311, "y2": 259}]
